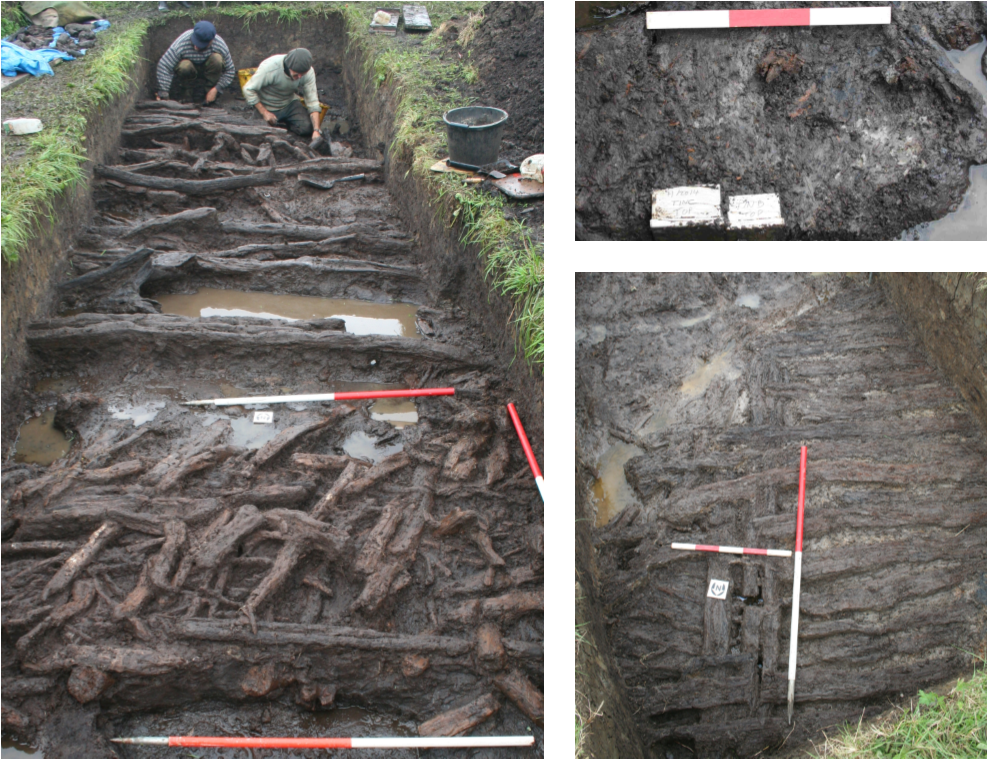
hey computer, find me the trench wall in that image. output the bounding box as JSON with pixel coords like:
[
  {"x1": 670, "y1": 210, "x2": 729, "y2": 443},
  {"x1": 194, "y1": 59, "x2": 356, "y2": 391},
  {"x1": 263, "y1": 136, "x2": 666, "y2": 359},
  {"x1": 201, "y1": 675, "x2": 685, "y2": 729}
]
[
  {"x1": 879, "y1": 273, "x2": 987, "y2": 431},
  {"x1": 341, "y1": 53, "x2": 546, "y2": 451},
  {"x1": 0, "y1": 55, "x2": 149, "y2": 458},
  {"x1": 573, "y1": 360, "x2": 648, "y2": 759}
]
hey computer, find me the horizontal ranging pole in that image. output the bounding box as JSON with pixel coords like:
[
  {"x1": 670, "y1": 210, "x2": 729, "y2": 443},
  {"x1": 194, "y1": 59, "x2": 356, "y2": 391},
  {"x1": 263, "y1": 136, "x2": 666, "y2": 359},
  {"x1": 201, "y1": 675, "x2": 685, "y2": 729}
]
[
  {"x1": 183, "y1": 388, "x2": 455, "y2": 406},
  {"x1": 646, "y1": 6, "x2": 891, "y2": 30},
  {"x1": 113, "y1": 736, "x2": 535, "y2": 749},
  {"x1": 671, "y1": 542, "x2": 792, "y2": 558},
  {"x1": 507, "y1": 402, "x2": 544, "y2": 503}
]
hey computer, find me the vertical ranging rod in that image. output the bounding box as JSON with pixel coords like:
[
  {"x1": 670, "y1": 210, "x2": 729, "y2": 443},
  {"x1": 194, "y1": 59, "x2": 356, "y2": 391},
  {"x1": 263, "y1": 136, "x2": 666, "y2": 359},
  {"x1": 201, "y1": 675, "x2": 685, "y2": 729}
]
[{"x1": 787, "y1": 445, "x2": 808, "y2": 723}]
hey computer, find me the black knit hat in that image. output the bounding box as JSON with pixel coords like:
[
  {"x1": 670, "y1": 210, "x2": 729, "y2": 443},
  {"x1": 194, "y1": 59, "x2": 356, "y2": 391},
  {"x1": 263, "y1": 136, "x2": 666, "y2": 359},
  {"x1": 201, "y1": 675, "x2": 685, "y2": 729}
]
[{"x1": 284, "y1": 48, "x2": 313, "y2": 74}]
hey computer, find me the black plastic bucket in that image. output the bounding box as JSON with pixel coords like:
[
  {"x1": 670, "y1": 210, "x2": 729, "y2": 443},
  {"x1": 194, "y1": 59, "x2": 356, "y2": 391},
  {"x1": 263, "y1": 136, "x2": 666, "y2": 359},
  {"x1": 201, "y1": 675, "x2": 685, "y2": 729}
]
[{"x1": 443, "y1": 106, "x2": 509, "y2": 168}]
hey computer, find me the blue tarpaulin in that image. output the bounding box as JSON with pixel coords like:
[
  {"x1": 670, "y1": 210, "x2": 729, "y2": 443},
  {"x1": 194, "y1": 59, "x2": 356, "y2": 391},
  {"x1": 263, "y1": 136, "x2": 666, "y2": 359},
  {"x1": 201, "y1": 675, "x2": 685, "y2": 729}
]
[{"x1": 1, "y1": 39, "x2": 75, "y2": 77}]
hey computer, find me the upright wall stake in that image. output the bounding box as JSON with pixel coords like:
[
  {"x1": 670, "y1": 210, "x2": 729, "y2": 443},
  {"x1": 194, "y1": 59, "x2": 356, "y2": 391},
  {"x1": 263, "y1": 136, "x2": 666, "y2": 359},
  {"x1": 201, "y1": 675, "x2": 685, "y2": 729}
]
[{"x1": 787, "y1": 445, "x2": 808, "y2": 723}]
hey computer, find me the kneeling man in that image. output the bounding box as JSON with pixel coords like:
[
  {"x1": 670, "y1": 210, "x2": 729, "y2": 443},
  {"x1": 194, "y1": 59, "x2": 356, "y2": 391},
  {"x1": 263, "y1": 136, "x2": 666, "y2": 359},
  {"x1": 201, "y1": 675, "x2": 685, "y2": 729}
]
[
  {"x1": 156, "y1": 20, "x2": 235, "y2": 104},
  {"x1": 243, "y1": 48, "x2": 323, "y2": 148}
]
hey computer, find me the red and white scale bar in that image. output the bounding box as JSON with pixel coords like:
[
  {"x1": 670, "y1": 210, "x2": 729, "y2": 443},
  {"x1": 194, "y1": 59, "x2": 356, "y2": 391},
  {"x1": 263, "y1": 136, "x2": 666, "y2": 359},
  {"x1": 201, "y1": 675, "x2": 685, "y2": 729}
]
[
  {"x1": 671, "y1": 542, "x2": 791, "y2": 558},
  {"x1": 507, "y1": 402, "x2": 544, "y2": 503},
  {"x1": 183, "y1": 388, "x2": 455, "y2": 406},
  {"x1": 647, "y1": 6, "x2": 891, "y2": 30},
  {"x1": 114, "y1": 736, "x2": 534, "y2": 749}
]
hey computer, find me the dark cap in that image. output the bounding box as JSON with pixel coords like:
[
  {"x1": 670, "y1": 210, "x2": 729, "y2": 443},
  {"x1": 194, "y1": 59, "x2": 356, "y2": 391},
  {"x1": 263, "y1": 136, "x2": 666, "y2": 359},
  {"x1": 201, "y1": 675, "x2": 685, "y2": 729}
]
[
  {"x1": 284, "y1": 48, "x2": 313, "y2": 75},
  {"x1": 191, "y1": 20, "x2": 216, "y2": 48}
]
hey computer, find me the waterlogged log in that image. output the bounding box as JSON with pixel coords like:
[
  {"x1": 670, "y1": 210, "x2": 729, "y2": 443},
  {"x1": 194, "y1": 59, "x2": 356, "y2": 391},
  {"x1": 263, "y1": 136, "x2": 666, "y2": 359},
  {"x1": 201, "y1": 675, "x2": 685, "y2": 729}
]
[
  {"x1": 24, "y1": 644, "x2": 188, "y2": 676},
  {"x1": 417, "y1": 693, "x2": 500, "y2": 737},
  {"x1": 114, "y1": 520, "x2": 187, "y2": 618},
  {"x1": 219, "y1": 220, "x2": 366, "y2": 240},
  {"x1": 95, "y1": 165, "x2": 280, "y2": 195},
  {"x1": 187, "y1": 505, "x2": 264, "y2": 572},
  {"x1": 135, "y1": 99, "x2": 198, "y2": 111},
  {"x1": 494, "y1": 669, "x2": 544, "y2": 724},
  {"x1": 121, "y1": 207, "x2": 218, "y2": 238},
  {"x1": 57, "y1": 247, "x2": 154, "y2": 293},
  {"x1": 27, "y1": 316, "x2": 487, "y2": 380},
  {"x1": 16, "y1": 580, "x2": 96, "y2": 652},
  {"x1": 291, "y1": 453, "x2": 371, "y2": 471},
  {"x1": 42, "y1": 522, "x2": 122, "y2": 601},
  {"x1": 177, "y1": 618, "x2": 473, "y2": 655},
  {"x1": 157, "y1": 445, "x2": 243, "y2": 492},
  {"x1": 248, "y1": 408, "x2": 352, "y2": 472},
  {"x1": 277, "y1": 157, "x2": 383, "y2": 175}
]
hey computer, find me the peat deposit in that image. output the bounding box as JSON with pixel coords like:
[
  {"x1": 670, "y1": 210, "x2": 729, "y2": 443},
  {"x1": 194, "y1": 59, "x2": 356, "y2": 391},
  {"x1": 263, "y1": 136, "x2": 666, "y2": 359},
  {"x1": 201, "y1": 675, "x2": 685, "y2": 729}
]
[{"x1": 576, "y1": 273, "x2": 986, "y2": 758}]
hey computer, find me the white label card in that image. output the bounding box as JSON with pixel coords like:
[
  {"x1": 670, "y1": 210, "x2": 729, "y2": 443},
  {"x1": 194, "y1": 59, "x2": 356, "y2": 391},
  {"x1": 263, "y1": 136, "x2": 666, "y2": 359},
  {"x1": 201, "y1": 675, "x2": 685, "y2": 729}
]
[
  {"x1": 707, "y1": 579, "x2": 729, "y2": 600},
  {"x1": 253, "y1": 411, "x2": 274, "y2": 424}
]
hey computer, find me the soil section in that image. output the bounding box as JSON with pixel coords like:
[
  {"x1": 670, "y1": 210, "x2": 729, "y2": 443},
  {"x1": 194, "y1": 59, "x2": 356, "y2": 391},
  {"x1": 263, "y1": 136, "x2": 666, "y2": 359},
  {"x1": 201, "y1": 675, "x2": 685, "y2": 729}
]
[
  {"x1": 575, "y1": 2, "x2": 987, "y2": 240},
  {"x1": 576, "y1": 273, "x2": 986, "y2": 758}
]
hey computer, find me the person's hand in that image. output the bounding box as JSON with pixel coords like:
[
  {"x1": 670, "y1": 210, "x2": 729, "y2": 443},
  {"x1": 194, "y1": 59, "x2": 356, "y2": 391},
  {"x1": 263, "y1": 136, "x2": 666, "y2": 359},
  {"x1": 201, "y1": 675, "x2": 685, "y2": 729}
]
[
  {"x1": 309, "y1": 133, "x2": 324, "y2": 150},
  {"x1": 205, "y1": 87, "x2": 218, "y2": 104},
  {"x1": 262, "y1": 110, "x2": 278, "y2": 125},
  {"x1": 155, "y1": 93, "x2": 161, "y2": 101}
]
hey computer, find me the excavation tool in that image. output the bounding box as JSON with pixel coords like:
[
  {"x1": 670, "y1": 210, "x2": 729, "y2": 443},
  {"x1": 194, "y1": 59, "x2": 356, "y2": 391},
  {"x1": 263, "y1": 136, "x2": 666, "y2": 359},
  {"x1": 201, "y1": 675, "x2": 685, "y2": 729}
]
[
  {"x1": 183, "y1": 387, "x2": 455, "y2": 406},
  {"x1": 112, "y1": 735, "x2": 534, "y2": 749},
  {"x1": 672, "y1": 543, "x2": 791, "y2": 557},
  {"x1": 646, "y1": 6, "x2": 891, "y2": 30},
  {"x1": 787, "y1": 445, "x2": 808, "y2": 723},
  {"x1": 298, "y1": 173, "x2": 365, "y2": 190},
  {"x1": 507, "y1": 402, "x2": 544, "y2": 503}
]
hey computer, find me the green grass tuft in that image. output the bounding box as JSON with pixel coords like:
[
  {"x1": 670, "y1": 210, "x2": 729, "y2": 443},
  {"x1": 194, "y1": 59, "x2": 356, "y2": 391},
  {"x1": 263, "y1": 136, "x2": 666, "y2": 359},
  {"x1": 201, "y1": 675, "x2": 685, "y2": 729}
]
[
  {"x1": 810, "y1": 664, "x2": 987, "y2": 759},
  {"x1": 0, "y1": 0, "x2": 29, "y2": 37},
  {"x1": 1, "y1": 18, "x2": 148, "y2": 263}
]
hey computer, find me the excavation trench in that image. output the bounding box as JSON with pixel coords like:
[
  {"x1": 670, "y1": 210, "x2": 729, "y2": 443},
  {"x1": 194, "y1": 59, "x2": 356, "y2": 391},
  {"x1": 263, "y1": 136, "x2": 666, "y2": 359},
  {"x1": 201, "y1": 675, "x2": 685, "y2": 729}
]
[
  {"x1": 575, "y1": 273, "x2": 986, "y2": 759},
  {"x1": 2, "y1": 15, "x2": 544, "y2": 759}
]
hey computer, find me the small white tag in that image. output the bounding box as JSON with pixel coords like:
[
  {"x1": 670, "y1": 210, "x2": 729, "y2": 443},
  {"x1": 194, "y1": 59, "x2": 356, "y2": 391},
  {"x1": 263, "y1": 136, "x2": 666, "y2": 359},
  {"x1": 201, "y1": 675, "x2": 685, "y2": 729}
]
[
  {"x1": 707, "y1": 579, "x2": 729, "y2": 600},
  {"x1": 253, "y1": 411, "x2": 274, "y2": 424}
]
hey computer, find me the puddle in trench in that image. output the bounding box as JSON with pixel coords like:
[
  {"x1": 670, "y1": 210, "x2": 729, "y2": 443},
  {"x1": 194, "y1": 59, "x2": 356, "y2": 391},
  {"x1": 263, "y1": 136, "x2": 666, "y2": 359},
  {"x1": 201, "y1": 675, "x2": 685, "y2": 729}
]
[
  {"x1": 903, "y1": 38, "x2": 987, "y2": 241},
  {"x1": 735, "y1": 294, "x2": 761, "y2": 309},
  {"x1": 109, "y1": 401, "x2": 165, "y2": 427},
  {"x1": 592, "y1": 442, "x2": 643, "y2": 527},
  {"x1": 1, "y1": 740, "x2": 38, "y2": 759},
  {"x1": 323, "y1": 381, "x2": 419, "y2": 428},
  {"x1": 157, "y1": 288, "x2": 421, "y2": 338},
  {"x1": 196, "y1": 413, "x2": 281, "y2": 450},
  {"x1": 33, "y1": 377, "x2": 78, "y2": 394},
  {"x1": 12, "y1": 410, "x2": 72, "y2": 465},
  {"x1": 342, "y1": 430, "x2": 404, "y2": 463},
  {"x1": 680, "y1": 348, "x2": 739, "y2": 398}
]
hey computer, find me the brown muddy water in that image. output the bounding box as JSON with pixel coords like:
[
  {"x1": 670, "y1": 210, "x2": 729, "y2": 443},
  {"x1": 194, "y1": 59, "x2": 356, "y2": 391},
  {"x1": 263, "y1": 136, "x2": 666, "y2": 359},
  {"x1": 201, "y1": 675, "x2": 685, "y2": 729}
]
[
  {"x1": 156, "y1": 288, "x2": 421, "y2": 338},
  {"x1": 903, "y1": 38, "x2": 987, "y2": 241},
  {"x1": 11, "y1": 410, "x2": 72, "y2": 466},
  {"x1": 0, "y1": 739, "x2": 36, "y2": 758}
]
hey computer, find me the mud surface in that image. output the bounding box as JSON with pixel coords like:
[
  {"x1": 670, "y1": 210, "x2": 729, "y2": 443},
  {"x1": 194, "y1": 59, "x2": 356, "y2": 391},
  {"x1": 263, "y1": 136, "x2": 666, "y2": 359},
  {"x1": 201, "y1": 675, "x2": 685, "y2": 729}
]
[
  {"x1": 575, "y1": 2, "x2": 988, "y2": 240},
  {"x1": 576, "y1": 273, "x2": 986, "y2": 758},
  {"x1": 2, "y1": 15, "x2": 543, "y2": 758}
]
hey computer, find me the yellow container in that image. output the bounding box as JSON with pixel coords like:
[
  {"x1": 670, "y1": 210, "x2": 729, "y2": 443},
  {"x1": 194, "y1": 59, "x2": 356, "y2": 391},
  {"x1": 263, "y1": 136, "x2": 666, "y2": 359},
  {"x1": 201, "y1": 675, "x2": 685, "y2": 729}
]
[
  {"x1": 237, "y1": 67, "x2": 256, "y2": 91},
  {"x1": 238, "y1": 67, "x2": 330, "y2": 122}
]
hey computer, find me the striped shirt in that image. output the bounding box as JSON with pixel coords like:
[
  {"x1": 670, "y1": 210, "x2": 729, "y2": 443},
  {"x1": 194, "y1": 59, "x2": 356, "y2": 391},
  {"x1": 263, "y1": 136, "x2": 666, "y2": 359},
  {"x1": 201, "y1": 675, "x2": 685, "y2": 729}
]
[{"x1": 156, "y1": 29, "x2": 235, "y2": 96}]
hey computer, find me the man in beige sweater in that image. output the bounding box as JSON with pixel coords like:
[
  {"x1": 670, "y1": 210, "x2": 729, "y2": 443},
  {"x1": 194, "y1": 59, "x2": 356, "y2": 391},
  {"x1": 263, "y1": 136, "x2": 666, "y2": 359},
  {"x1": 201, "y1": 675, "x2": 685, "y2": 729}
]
[{"x1": 243, "y1": 48, "x2": 323, "y2": 148}]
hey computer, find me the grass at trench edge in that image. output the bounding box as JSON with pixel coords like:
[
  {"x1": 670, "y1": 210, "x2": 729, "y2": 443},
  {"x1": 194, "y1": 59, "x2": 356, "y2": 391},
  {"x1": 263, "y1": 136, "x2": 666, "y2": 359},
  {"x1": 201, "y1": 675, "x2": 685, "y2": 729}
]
[{"x1": 1, "y1": 1, "x2": 544, "y2": 370}]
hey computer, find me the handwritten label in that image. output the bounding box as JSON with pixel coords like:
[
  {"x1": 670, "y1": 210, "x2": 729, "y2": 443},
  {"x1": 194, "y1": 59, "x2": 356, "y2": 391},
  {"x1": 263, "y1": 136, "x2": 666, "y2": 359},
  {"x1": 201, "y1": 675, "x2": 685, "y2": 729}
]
[
  {"x1": 253, "y1": 411, "x2": 274, "y2": 424},
  {"x1": 651, "y1": 185, "x2": 723, "y2": 229},
  {"x1": 707, "y1": 579, "x2": 729, "y2": 600},
  {"x1": 727, "y1": 193, "x2": 784, "y2": 229}
]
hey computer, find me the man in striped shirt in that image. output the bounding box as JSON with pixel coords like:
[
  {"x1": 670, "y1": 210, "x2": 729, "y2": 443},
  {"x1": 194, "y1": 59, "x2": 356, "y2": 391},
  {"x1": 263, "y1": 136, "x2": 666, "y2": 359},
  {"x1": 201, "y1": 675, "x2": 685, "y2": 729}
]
[{"x1": 156, "y1": 21, "x2": 235, "y2": 104}]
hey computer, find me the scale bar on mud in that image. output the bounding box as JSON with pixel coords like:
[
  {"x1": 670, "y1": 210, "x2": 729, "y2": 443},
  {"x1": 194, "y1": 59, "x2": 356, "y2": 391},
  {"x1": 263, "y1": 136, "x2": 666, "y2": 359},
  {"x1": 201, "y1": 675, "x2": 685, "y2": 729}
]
[
  {"x1": 113, "y1": 735, "x2": 535, "y2": 749},
  {"x1": 507, "y1": 402, "x2": 544, "y2": 503},
  {"x1": 183, "y1": 388, "x2": 455, "y2": 406},
  {"x1": 671, "y1": 542, "x2": 792, "y2": 557},
  {"x1": 646, "y1": 7, "x2": 891, "y2": 29}
]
